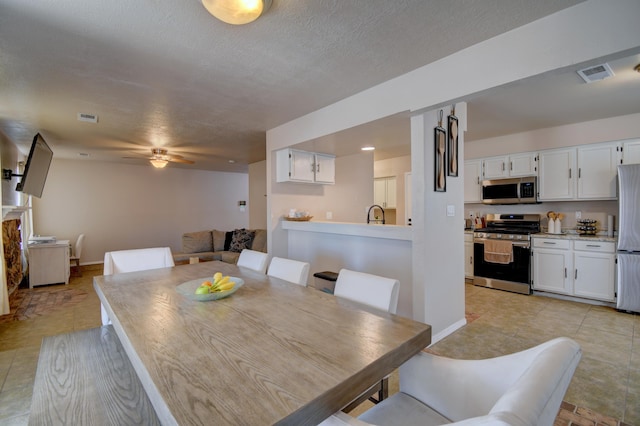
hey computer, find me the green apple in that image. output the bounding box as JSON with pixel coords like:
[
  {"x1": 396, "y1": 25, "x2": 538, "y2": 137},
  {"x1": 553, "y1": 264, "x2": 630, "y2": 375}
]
[{"x1": 195, "y1": 286, "x2": 210, "y2": 295}]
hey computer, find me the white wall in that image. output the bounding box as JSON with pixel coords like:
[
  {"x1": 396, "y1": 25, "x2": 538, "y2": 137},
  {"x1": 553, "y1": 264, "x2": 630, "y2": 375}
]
[
  {"x1": 249, "y1": 160, "x2": 267, "y2": 230},
  {"x1": 266, "y1": 0, "x2": 640, "y2": 338},
  {"x1": 1, "y1": 134, "x2": 22, "y2": 207},
  {"x1": 31, "y1": 159, "x2": 249, "y2": 264},
  {"x1": 466, "y1": 112, "x2": 640, "y2": 159}
]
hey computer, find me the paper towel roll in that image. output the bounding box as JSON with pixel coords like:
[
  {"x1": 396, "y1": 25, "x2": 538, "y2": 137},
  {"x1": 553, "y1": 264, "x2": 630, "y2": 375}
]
[{"x1": 607, "y1": 215, "x2": 614, "y2": 237}]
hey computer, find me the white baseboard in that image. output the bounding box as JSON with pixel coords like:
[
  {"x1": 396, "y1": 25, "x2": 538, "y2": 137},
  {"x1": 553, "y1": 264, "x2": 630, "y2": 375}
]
[{"x1": 429, "y1": 317, "x2": 467, "y2": 346}]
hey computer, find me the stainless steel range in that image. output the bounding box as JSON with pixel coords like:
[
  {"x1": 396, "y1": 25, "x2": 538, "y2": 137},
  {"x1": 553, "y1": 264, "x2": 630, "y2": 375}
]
[{"x1": 473, "y1": 214, "x2": 541, "y2": 294}]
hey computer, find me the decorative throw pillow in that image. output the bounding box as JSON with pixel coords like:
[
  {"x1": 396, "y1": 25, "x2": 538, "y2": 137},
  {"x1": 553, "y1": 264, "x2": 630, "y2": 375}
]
[{"x1": 228, "y1": 228, "x2": 255, "y2": 253}]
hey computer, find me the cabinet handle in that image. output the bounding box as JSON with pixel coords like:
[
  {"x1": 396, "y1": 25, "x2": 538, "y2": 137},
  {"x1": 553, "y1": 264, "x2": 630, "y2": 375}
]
[
  {"x1": 564, "y1": 267, "x2": 567, "y2": 278},
  {"x1": 569, "y1": 168, "x2": 572, "y2": 179},
  {"x1": 469, "y1": 256, "x2": 473, "y2": 264},
  {"x1": 317, "y1": 164, "x2": 320, "y2": 173},
  {"x1": 502, "y1": 162, "x2": 505, "y2": 171},
  {"x1": 477, "y1": 176, "x2": 480, "y2": 184},
  {"x1": 575, "y1": 269, "x2": 578, "y2": 279},
  {"x1": 543, "y1": 241, "x2": 556, "y2": 245},
  {"x1": 586, "y1": 244, "x2": 600, "y2": 248},
  {"x1": 510, "y1": 161, "x2": 513, "y2": 171},
  {"x1": 578, "y1": 168, "x2": 581, "y2": 178}
]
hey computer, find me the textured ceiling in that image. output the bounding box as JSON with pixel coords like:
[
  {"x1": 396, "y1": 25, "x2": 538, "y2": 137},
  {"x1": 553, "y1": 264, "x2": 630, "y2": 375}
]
[{"x1": 1, "y1": 0, "x2": 619, "y2": 173}]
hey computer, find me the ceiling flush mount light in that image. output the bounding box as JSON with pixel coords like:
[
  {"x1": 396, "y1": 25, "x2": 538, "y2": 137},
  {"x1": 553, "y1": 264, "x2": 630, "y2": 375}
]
[
  {"x1": 150, "y1": 148, "x2": 169, "y2": 168},
  {"x1": 361, "y1": 146, "x2": 375, "y2": 151},
  {"x1": 202, "y1": 0, "x2": 272, "y2": 25},
  {"x1": 150, "y1": 159, "x2": 168, "y2": 168}
]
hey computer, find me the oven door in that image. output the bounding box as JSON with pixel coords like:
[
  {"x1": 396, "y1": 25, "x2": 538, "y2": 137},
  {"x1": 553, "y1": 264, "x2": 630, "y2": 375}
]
[{"x1": 473, "y1": 238, "x2": 531, "y2": 285}]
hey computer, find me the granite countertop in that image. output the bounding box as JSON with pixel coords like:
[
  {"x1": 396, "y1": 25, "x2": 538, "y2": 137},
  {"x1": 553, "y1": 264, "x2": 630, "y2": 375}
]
[{"x1": 532, "y1": 232, "x2": 616, "y2": 243}]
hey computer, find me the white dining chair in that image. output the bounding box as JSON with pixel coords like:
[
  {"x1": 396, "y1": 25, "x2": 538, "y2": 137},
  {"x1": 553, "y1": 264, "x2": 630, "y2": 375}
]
[
  {"x1": 101, "y1": 247, "x2": 175, "y2": 325},
  {"x1": 236, "y1": 249, "x2": 269, "y2": 274},
  {"x1": 69, "y1": 233, "x2": 85, "y2": 277},
  {"x1": 334, "y1": 268, "x2": 400, "y2": 407},
  {"x1": 334, "y1": 268, "x2": 400, "y2": 314},
  {"x1": 320, "y1": 337, "x2": 582, "y2": 426},
  {"x1": 267, "y1": 257, "x2": 310, "y2": 286}
]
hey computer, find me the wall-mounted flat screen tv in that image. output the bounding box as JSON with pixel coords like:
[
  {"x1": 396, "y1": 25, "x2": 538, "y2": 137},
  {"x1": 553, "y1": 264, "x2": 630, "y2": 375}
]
[{"x1": 16, "y1": 133, "x2": 53, "y2": 198}]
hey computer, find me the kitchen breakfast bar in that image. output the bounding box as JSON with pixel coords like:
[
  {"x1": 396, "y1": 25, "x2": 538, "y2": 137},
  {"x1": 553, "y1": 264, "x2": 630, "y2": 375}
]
[{"x1": 91, "y1": 260, "x2": 431, "y2": 425}]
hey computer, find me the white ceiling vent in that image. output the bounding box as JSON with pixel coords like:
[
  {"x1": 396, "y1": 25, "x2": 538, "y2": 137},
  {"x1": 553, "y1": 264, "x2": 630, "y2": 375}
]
[
  {"x1": 77, "y1": 113, "x2": 98, "y2": 123},
  {"x1": 577, "y1": 63, "x2": 615, "y2": 84}
]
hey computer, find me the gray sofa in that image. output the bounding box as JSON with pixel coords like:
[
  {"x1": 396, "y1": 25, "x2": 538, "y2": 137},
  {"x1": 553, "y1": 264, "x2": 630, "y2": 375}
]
[{"x1": 173, "y1": 229, "x2": 267, "y2": 265}]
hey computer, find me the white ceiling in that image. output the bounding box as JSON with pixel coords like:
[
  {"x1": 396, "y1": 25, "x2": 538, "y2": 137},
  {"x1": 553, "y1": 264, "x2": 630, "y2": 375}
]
[{"x1": 2, "y1": 0, "x2": 638, "y2": 173}]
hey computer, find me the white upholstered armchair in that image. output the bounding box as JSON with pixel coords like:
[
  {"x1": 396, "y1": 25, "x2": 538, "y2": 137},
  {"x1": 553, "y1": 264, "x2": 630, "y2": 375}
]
[{"x1": 321, "y1": 337, "x2": 581, "y2": 426}]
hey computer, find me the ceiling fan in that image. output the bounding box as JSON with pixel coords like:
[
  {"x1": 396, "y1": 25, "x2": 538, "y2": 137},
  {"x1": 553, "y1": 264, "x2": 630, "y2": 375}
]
[{"x1": 124, "y1": 148, "x2": 195, "y2": 168}]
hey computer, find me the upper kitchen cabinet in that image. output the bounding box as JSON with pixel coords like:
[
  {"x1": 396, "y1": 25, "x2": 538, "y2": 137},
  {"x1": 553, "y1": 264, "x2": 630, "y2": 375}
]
[
  {"x1": 539, "y1": 142, "x2": 620, "y2": 201},
  {"x1": 538, "y1": 148, "x2": 577, "y2": 201},
  {"x1": 464, "y1": 160, "x2": 482, "y2": 203},
  {"x1": 276, "y1": 149, "x2": 335, "y2": 184},
  {"x1": 314, "y1": 153, "x2": 336, "y2": 184},
  {"x1": 622, "y1": 139, "x2": 640, "y2": 165},
  {"x1": 576, "y1": 142, "x2": 619, "y2": 200},
  {"x1": 374, "y1": 176, "x2": 396, "y2": 209},
  {"x1": 482, "y1": 152, "x2": 537, "y2": 179}
]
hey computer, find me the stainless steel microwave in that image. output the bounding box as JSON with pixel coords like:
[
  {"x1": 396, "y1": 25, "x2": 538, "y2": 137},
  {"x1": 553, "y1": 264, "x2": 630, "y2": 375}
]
[{"x1": 481, "y1": 176, "x2": 538, "y2": 204}]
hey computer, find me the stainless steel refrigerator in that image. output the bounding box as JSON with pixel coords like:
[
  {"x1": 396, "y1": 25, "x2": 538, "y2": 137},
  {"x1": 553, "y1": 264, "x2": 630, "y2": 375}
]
[{"x1": 617, "y1": 164, "x2": 640, "y2": 313}]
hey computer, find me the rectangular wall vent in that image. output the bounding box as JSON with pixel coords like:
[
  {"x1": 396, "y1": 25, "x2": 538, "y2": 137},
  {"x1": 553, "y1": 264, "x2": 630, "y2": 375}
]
[
  {"x1": 77, "y1": 113, "x2": 98, "y2": 123},
  {"x1": 577, "y1": 63, "x2": 615, "y2": 83}
]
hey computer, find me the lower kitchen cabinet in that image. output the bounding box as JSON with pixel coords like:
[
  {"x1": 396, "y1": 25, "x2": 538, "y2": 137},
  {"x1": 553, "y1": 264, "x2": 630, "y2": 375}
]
[
  {"x1": 532, "y1": 239, "x2": 572, "y2": 295},
  {"x1": 532, "y1": 237, "x2": 615, "y2": 302},
  {"x1": 464, "y1": 233, "x2": 474, "y2": 280},
  {"x1": 573, "y1": 241, "x2": 616, "y2": 301}
]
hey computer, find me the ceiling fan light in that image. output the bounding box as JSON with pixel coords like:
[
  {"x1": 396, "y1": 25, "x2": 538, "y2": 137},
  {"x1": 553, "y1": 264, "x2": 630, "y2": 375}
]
[
  {"x1": 202, "y1": 0, "x2": 271, "y2": 25},
  {"x1": 150, "y1": 159, "x2": 169, "y2": 168}
]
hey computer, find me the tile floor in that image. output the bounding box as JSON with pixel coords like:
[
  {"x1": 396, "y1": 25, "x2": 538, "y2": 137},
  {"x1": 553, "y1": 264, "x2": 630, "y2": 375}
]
[{"x1": 1, "y1": 271, "x2": 639, "y2": 425}]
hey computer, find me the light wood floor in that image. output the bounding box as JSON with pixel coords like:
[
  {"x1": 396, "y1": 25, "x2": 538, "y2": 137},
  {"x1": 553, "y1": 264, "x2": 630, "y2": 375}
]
[{"x1": 1, "y1": 270, "x2": 638, "y2": 424}]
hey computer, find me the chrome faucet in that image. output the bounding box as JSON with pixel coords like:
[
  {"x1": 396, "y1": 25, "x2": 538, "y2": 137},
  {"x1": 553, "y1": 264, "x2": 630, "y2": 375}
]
[{"x1": 367, "y1": 204, "x2": 385, "y2": 224}]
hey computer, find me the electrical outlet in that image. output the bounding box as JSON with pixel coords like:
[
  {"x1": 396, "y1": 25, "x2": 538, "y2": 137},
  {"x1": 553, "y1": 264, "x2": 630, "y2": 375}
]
[
  {"x1": 575, "y1": 211, "x2": 582, "y2": 219},
  {"x1": 326, "y1": 211, "x2": 333, "y2": 220}
]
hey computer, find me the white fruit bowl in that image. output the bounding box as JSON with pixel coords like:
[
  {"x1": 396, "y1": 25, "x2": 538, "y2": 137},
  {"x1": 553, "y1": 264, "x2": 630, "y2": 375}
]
[{"x1": 176, "y1": 277, "x2": 244, "y2": 301}]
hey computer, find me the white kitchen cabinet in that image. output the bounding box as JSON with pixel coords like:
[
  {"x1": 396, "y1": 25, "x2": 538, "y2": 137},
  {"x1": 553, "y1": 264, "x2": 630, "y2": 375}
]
[
  {"x1": 482, "y1": 156, "x2": 510, "y2": 179},
  {"x1": 464, "y1": 160, "x2": 482, "y2": 203},
  {"x1": 276, "y1": 149, "x2": 335, "y2": 184},
  {"x1": 314, "y1": 153, "x2": 336, "y2": 184},
  {"x1": 538, "y1": 148, "x2": 576, "y2": 201},
  {"x1": 576, "y1": 142, "x2": 619, "y2": 200},
  {"x1": 622, "y1": 139, "x2": 640, "y2": 165},
  {"x1": 374, "y1": 176, "x2": 396, "y2": 209},
  {"x1": 483, "y1": 153, "x2": 537, "y2": 179},
  {"x1": 573, "y1": 241, "x2": 616, "y2": 301},
  {"x1": 508, "y1": 152, "x2": 538, "y2": 177},
  {"x1": 464, "y1": 233, "x2": 474, "y2": 280},
  {"x1": 532, "y1": 238, "x2": 572, "y2": 295},
  {"x1": 532, "y1": 237, "x2": 616, "y2": 302},
  {"x1": 28, "y1": 240, "x2": 70, "y2": 288}
]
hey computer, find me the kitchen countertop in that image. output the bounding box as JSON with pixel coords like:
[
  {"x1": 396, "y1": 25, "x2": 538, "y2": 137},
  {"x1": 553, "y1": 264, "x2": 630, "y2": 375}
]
[{"x1": 532, "y1": 233, "x2": 616, "y2": 243}]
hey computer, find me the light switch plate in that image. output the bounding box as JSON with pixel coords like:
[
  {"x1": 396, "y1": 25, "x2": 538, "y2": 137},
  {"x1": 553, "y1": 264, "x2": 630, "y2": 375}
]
[{"x1": 446, "y1": 205, "x2": 455, "y2": 217}]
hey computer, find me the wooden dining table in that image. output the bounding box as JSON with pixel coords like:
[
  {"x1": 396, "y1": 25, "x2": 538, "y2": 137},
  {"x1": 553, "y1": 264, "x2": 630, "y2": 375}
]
[{"x1": 94, "y1": 260, "x2": 431, "y2": 426}]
